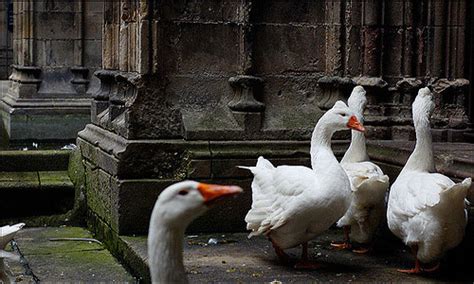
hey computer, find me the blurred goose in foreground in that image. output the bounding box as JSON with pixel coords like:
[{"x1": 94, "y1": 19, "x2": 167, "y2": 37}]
[
  {"x1": 0, "y1": 223, "x2": 25, "y2": 283},
  {"x1": 148, "y1": 181, "x2": 242, "y2": 283},
  {"x1": 387, "y1": 87, "x2": 471, "y2": 274},
  {"x1": 240, "y1": 101, "x2": 365, "y2": 269},
  {"x1": 331, "y1": 86, "x2": 389, "y2": 254}
]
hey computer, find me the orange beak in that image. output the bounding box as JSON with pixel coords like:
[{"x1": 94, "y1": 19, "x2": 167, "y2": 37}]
[
  {"x1": 197, "y1": 183, "x2": 243, "y2": 205},
  {"x1": 347, "y1": 115, "x2": 365, "y2": 132}
]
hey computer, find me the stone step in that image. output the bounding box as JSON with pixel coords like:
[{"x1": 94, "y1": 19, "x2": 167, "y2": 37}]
[
  {"x1": 0, "y1": 171, "x2": 75, "y2": 218},
  {"x1": 0, "y1": 150, "x2": 70, "y2": 172}
]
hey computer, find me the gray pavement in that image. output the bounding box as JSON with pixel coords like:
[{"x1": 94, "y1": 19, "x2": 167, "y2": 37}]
[
  {"x1": 5, "y1": 227, "x2": 135, "y2": 283},
  {"x1": 122, "y1": 228, "x2": 474, "y2": 283}
]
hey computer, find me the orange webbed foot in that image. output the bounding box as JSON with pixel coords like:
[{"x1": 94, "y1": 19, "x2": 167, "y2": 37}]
[
  {"x1": 397, "y1": 267, "x2": 423, "y2": 274},
  {"x1": 330, "y1": 241, "x2": 352, "y2": 250},
  {"x1": 352, "y1": 246, "x2": 370, "y2": 254}
]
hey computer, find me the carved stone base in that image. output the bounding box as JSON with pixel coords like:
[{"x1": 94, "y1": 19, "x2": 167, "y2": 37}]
[
  {"x1": 77, "y1": 123, "x2": 349, "y2": 234},
  {"x1": 0, "y1": 96, "x2": 91, "y2": 141}
]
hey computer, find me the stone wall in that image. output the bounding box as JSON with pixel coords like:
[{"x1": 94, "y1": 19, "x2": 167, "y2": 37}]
[
  {"x1": 0, "y1": 1, "x2": 13, "y2": 80},
  {"x1": 78, "y1": 0, "x2": 474, "y2": 236},
  {"x1": 0, "y1": 1, "x2": 103, "y2": 142}
]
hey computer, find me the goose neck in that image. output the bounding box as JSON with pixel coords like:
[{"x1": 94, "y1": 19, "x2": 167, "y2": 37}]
[
  {"x1": 341, "y1": 129, "x2": 369, "y2": 163},
  {"x1": 149, "y1": 221, "x2": 188, "y2": 284},
  {"x1": 403, "y1": 118, "x2": 435, "y2": 173},
  {"x1": 310, "y1": 121, "x2": 337, "y2": 169}
]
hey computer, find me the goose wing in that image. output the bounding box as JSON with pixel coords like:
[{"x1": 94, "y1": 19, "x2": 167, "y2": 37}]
[{"x1": 241, "y1": 157, "x2": 316, "y2": 237}]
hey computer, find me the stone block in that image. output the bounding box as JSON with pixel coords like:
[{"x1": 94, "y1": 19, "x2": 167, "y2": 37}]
[
  {"x1": 254, "y1": 0, "x2": 326, "y2": 24},
  {"x1": 83, "y1": 14, "x2": 103, "y2": 40},
  {"x1": 253, "y1": 24, "x2": 325, "y2": 74},
  {"x1": 160, "y1": 23, "x2": 240, "y2": 74},
  {"x1": 84, "y1": 1, "x2": 104, "y2": 14},
  {"x1": 187, "y1": 178, "x2": 252, "y2": 233},
  {"x1": 259, "y1": 76, "x2": 323, "y2": 140},
  {"x1": 35, "y1": 12, "x2": 79, "y2": 40},
  {"x1": 82, "y1": 39, "x2": 102, "y2": 68},
  {"x1": 344, "y1": 25, "x2": 362, "y2": 76},
  {"x1": 188, "y1": 160, "x2": 211, "y2": 179},
  {"x1": 159, "y1": 0, "x2": 241, "y2": 22},
  {"x1": 381, "y1": 28, "x2": 403, "y2": 77},
  {"x1": 117, "y1": 179, "x2": 177, "y2": 234},
  {"x1": 85, "y1": 165, "x2": 120, "y2": 232},
  {"x1": 3, "y1": 111, "x2": 90, "y2": 141},
  {"x1": 35, "y1": 1, "x2": 76, "y2": 13},
  {"x1": 391, "y1": 125, "x2": 415, "y2": 141},
  {"x1": 36, "y1": 40, "x2": 76, "y2": 67},
  {"x1": 211, "y1": 158, "x2": 312, "y2": 179}
]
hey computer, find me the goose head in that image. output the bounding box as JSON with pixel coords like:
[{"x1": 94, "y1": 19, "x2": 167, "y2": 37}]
[
  {"x1": 322, "y1": 100, "x2": 365, "y2": 133},
  {"x1": 347, "y1": 86, "x2": 367, "y2": 119},
  {"x1": 153, "y1": 181, "x2": 243, "y2": 227},
  {"x1": 412, "y1": 87, "x2": 435, "y2": 127}
]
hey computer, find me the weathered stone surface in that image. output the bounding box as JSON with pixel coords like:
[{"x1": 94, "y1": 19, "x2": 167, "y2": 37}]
[
  {"x1": 117, "y1": 230, "x2": 474, "y2": 283},
  {"x1": 5, "y1": 227, "x2": 135, "y2": 283},
  {"x1": 80, "y1": 1, "x2": 474, "y2": 258},
  {"x1": 0, "y1": 0, "x2": 103, "y2": 143}
]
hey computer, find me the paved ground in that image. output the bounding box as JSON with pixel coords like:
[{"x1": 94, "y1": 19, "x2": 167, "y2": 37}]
[
  {"x1": 122, "y1": 228, "x2": 474, "y2": 283},
  {"x1": 3, "y1": 226, "x2": 474, "y2": 283},
  {"x1": 4, "y1": 227, "x2": 135, "y2": 283}
]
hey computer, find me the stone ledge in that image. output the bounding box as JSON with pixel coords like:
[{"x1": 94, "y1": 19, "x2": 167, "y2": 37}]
[
  {"x1": 367, "y1": 141, "x2": 474, "y2": 181},
  {"x1": 0, "y1": 150, "x2": 70, "y2": 172}
]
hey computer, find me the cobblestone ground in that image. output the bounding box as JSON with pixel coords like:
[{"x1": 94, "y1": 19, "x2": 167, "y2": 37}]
[
  {"x1": 123, "y1": 228, "x2": 474, "y2": 283},
  {"x1": 4, "y1": 227, "x2": 135, "y2": 283},
  {"x1": 4, "y1": 226, "x2": 474, "y2": 282}
]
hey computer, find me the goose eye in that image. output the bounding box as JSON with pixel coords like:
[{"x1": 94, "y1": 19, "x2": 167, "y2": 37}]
[{"x1": 178, "y1": 190, "x2": 189, "y2": 196}]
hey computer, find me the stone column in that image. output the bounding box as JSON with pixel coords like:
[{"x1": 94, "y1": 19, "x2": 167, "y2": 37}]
[
  {"x1": 0, "y1": 0, "x2": 13, "y2": 80},
  {"x1": 0, "y1": 1, "x2": 102, "y2": 143}
]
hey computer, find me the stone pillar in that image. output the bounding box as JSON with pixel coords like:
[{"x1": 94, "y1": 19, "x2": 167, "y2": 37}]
[
  {"x1": 0, "y1": 0, "x2": 13, "y2": 80},
  {"x1": 0, "y1": 1, "x2": 102, "y2": 143}
]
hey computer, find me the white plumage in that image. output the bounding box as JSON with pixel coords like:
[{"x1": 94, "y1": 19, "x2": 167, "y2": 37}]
[
  {"x1": 148, "y1": 181, "x2": 242, "y2": 283},
  {"x1": 0, "y1": 223, "x2": 24, "y2": 283},
  {"x1": 335, "y1": 86, "x2": 389, "y2": 249},
  {"x1": 241, "y1": 100, "x2": 365, "y2": 266},
  {"x1": 387, "y1": 87, "x2": 471, "y2": 273}
]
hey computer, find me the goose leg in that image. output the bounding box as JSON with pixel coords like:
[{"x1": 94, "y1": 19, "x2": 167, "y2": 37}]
[
  {"x1": 330, "y1": 226, "x2": 352, "y2": 250},
  {"x1": 398, "y1": 245, "x2": 422, "y2": 274},
  {"x1": 352, "y1": 243, "x2": 372, "y2": 254},
  {"x1": 294, "y1": 242, "x2": 321, "y2": 270},
  {"x1": 270, "y1": 239, "x2": 290, "y2": 264}
]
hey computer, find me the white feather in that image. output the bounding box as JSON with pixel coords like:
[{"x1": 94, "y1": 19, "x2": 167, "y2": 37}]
[
  {"x1": 241, "y1": 101, "x2": 355, "y2": 250},
  {"x1": 387, "y1": 87, "x2": 470, "y2": 263},
  {"x1": 337, "y1": 86, "x2": 390, "y2": 244}
]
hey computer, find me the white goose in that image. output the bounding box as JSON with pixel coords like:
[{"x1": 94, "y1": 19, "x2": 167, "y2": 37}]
[
  {"x1": 387, "y1": 87, "x2": 472, "y2": 274},
  {"x1": 147, "y1": 181, "x2": 242, "y2": 283},
  {"x1": 241, "y1": 101, "x2": 365, "y2": 268},
  {"x1": 331, "y1": 86, "x2": 389, "y2": 253},
  {"x1": 0, "y1": 223, "x2": 25, "y2": 283}
]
